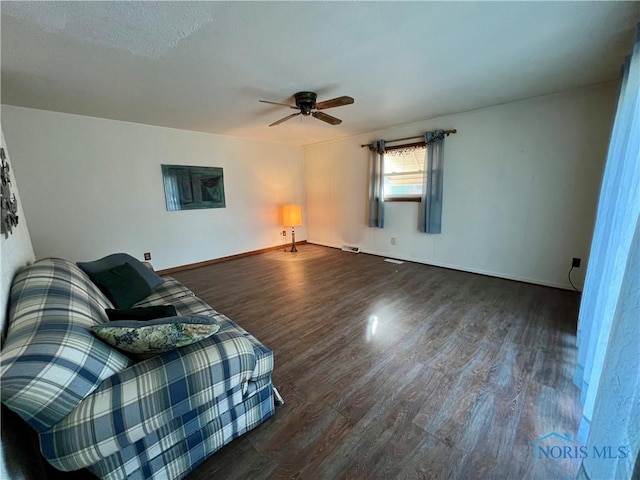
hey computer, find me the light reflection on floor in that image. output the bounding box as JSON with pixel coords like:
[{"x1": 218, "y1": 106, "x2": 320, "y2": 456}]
[{"x1": 365, "y1": 315, "x2": 378, "y2": 342}]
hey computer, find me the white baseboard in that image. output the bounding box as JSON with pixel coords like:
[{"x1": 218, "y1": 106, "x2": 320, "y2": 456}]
[{"x1": 306, "y1": 240, "x2": 575, "y2": 291}]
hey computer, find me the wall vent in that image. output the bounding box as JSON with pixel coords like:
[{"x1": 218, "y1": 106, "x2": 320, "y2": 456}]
[
  {"x1": 341, "y1": 245, "x2": 360, "y2": 253},
  {"x1": 384, "y1": 258, "x2": 404, "y2": 264}
]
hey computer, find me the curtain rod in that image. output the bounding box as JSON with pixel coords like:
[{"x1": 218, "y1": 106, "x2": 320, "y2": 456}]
[{"x1": 360, "y1": 129, "x2": 457, "y2": 148}]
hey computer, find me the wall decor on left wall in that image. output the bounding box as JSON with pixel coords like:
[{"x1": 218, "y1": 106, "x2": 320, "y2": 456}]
[
  {"x1": 0, "y1": 148, "x2": 20, "y2": 238},
  {"x1": 161, "y1": 164, "x2": 226, "y2": 211}
]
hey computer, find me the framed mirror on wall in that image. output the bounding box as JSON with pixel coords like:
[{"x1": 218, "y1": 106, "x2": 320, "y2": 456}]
[{"x1": 161, "y1": 164, "x2": 226, "y2": 211}]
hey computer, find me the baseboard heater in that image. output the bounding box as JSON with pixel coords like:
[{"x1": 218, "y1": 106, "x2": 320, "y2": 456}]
[{"x1": 341, "y1": 245, "x2": 360, "y2": 253}]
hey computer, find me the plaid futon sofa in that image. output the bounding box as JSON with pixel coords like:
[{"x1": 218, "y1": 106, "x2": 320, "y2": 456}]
[{"x1": 1, "y1": 258, "x2": 275, "y2": 479}]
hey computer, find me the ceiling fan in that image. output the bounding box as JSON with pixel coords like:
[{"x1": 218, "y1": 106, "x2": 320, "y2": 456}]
[{"x1": 259, "y1": 91, "x2": 354, "y2": 127}]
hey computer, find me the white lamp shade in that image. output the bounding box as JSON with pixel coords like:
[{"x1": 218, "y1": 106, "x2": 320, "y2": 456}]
[{"x1": 283, "y1": 204, "x2": 303, "y2": 227}]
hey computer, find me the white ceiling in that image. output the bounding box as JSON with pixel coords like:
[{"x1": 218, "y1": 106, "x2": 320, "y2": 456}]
[{"x1": 1, "y1": 2, "x2": 638, "y2": 146}]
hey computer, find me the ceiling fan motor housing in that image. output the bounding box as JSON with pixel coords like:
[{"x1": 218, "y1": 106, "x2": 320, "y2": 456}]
[
  {"x1": 294, "y1": 91, "x2": 317, "y2": 115},
  {"x1": 260, "y1": 91, "x2": 351, "y2": 126}
]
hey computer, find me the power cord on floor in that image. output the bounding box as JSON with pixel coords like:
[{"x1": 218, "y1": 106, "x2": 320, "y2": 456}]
[{"x1": 568, "y1": 266, "x2": 580, "y2": 293}]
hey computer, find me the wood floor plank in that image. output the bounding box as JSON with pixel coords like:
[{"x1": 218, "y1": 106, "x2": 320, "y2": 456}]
[
  {"x1": 170, "y1": 244, "x2": 583, "y2": 480},
  {"x1": 507, "y1": 381, "x2": 583, "y2": 480},
  {"x1": 394, "y1": 431, "x2": 464, "y2": 480},
  {"x1": 195, "y1": 433, "x2": 277, "y2": 480},
  {"x1": 251, "y1": 400, "x2": 352, "y2": 479}
]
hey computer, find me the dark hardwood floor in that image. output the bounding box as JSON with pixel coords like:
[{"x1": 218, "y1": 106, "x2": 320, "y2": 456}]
[{"x1": 176, "y1": 244, "x2": 583, "y2": 480}]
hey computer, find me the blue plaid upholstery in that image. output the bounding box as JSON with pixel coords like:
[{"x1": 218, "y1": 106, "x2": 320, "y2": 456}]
[
  {"x1": 139, "y1": 292, "x2": 216, "y2": 316},
  {"x1": 41, "y1": 331, "x2": 258, "y2": 470},
  {"x1": 1, "y1": 259, "x2": 133, "y2": 431},
  {"x1": 138, "y1": 293, "x2": 274, "y2": 382},
  {"x1": 132, "y1": 277, "x2": 194, "y2": 306},
  {"x1": 1, "y1": 258, "x2": 276, "y2": 479},
  {"x1": 87, "y1": 380, "x2": 274, "y2": 480}
]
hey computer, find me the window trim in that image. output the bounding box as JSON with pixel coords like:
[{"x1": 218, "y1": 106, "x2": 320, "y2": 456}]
[
  {"x1": 385, "y1": 196, "x2": 421, "y2": 202},
  {"x1": 383, "y1": 141, "x2": 426, "y2": 202}
]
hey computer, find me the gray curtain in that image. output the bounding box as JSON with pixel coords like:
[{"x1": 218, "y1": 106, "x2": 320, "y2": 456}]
[
  {"x1": 368, "y1": 140, "x2": 385, "y2": 228},
  {"x1": 419, "y1": 130, "x2": 445, "y2": 233}
]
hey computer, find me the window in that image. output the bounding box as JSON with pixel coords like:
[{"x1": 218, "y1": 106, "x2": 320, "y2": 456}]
[{"x1": 383, "y1": 144, "x2": 426, "y2": 201}]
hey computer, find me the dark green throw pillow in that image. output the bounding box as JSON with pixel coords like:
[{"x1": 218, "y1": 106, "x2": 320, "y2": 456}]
[
  {"x1": 89, "y1": 263, "x2": 152, "y2": 309},
  {"x1": 78, "y1": 253, "x2": 164, "y2": 290},
  {"x1": 105, "y1": 305, "x2": 178, "y2": 321}
]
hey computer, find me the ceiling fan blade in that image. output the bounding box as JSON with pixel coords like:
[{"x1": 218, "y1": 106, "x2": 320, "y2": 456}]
[
  {"x1": 315, "y1": 96, "x2": 354, "y2": 110},
  {"x1": 312, "y1": 111, "x2": 342, "y2": 125},
  {"x1": 269, "y1": 112, "x2": 301, "y2": 127},
  {"x1": 259, "y1": 100, "x2": 298, "y2": 109}
]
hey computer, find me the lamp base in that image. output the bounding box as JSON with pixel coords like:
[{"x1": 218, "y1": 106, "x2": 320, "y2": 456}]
[{"x1": 289, "y1": 228, "x2": 297, "y2": 252}]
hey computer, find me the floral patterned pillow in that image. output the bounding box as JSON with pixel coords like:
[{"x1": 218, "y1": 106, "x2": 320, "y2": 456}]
[{"x1": 92, "y1": 316, "x2": 220, "y2": 355}]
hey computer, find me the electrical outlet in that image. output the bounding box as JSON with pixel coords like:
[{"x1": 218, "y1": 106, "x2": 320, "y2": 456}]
[
  {"x1": 282, "y1": 230, "x2": 287, "y2": 237},
  {"x1": 144, "y1": 252, "x2": 151, "y2": 261},
  {"x1": 390, "y1": 237, "x2": 396, "y2": 246},
  {"x1": 572, "y1": 257, "x2": 581, "y2": 268}
]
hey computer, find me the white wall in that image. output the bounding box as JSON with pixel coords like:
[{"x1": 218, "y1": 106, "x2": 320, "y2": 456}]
[
  {"x1": 0, "y1": 127, "x2": 35, "y2": 340},
  {"x1": 304, "y1": 84, "x2": 617, "y2": 289},
  {"x1": 1, "y1": 106, "x2": 305, "y2": 270},
  {"x1": 0, "y1": 127, "x2": 43, "y2": 480}
]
